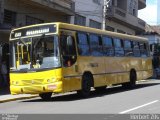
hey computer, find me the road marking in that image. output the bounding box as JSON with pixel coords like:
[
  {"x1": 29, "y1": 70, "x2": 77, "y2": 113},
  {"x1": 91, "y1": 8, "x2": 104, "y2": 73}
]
[{"x1": 119, "y1": 100, "x2": 159, "y2": 114}]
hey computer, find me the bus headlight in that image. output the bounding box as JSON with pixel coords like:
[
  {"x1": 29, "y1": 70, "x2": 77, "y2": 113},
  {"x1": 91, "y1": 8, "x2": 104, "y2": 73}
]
[{"x1": 47, "y1": 79, "x2": 51, "y2": 83}]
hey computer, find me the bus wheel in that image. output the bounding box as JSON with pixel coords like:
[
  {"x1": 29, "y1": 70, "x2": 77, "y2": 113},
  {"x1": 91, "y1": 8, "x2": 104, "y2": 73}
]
[
  {"x1": 95, "y1": 86, "x2": 106, "y2": 92},
  {"x1": 39, "y1": 92, "x2": 52, "y2": 100},
  {"x1": 77, "y1": 74, "x2": 92, "y2": 98},
  {"x1": 129, "y1": 70, "x2": 136, "y2": 88},
  {"x1": 122, "y1": 70, "x2": 136, "y2": 88}
]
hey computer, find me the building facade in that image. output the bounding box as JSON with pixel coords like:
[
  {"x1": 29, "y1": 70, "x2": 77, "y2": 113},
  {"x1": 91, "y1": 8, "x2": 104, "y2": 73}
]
[
  {"x1": 71, "y1": 0, "x2": 146, "y2": 35},
  {"x1": 106, "y1": 0, "x2": 146, "y2": 35},
  {"x1": 142, "y1": 25, "x2": 160, "y2": 44},
  {"x1": 70, "y1": 0, "x2": 103, "y2": 29},
  {"x1": 139, "y1": 25, "x2": 160, "y2": 57}
]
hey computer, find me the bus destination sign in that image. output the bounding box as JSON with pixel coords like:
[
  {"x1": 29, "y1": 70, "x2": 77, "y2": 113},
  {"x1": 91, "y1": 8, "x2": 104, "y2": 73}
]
[{"x1": 11, "y1": 24, "x2": 57, "y2": 39}]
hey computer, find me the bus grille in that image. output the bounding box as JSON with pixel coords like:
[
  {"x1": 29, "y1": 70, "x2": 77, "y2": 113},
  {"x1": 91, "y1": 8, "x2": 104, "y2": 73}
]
[{"x1": 21, "y1": 79, "x2": 44, "y2": 85}]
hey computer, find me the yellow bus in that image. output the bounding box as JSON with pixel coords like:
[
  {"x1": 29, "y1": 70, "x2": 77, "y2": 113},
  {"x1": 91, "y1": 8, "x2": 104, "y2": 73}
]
[{"x1": 9, "y1": 22, "x2": 153, "y2": 100}]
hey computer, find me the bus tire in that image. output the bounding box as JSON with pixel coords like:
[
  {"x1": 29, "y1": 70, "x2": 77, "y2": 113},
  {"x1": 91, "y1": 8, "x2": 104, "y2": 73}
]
[
  {"x1": 122, "y1": 70, "x2": 137, "y2": 88},
  {"x1": 77, "y1": 74, "x2": 92, "y2": 98},
  {"x1": 129, "y1": 70, "x2": 137, "y2": 88},
  {"x1": 39, "y1": 92, "x2": 52, "y2": 100}
]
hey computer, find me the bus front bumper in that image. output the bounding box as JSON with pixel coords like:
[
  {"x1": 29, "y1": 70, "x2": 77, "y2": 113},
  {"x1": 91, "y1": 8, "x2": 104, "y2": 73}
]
[{"x1": 10, "y1": 81, "x2": 63, "y2": 95}]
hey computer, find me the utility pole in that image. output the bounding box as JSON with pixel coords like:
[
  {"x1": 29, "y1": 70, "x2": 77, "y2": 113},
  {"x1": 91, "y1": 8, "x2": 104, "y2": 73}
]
[{"x1": 102, "y1": 0, "x2": 111, "y2": 30}]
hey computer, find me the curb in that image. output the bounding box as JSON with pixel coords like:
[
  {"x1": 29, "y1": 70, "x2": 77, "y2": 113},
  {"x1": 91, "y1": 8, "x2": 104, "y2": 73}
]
[{"x1": 0, "y1": 95, "x2": 39, "y2": 103}]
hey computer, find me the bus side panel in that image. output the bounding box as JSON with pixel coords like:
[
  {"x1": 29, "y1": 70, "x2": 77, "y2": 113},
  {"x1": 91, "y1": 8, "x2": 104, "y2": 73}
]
[
  {"x1": 62, "y1": 76, "x2": 81, "y2": 92},
  {"x1": 129, "y1": 58, "x2": 143, "y2": 80},
  {"x1": 62, "y1": 60, "x2": 81, "y2": 92},
  {"x1": 105, "y1": 57, "x2": 129, "y2": 85},
  {"x1": 77, "y1": 56, "x2": 106, "y2": 88},
  {"x1": 142, "y1": 57, "x2": 153, "y2": 79},
  {"x1": 90, "y1": 57, "x2": 106, "y2": 87}
]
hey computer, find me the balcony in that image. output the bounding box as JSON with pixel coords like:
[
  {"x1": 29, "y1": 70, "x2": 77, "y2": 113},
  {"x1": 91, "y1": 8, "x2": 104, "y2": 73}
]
[
  {"x1": 22, "y1": 0, "x2": 75, "y2": 15},
  {"x1": 138, "y1": 0, "x2": 146, "y2": 10},
  {"x1": 106, "y1": 6, "x2": 146, "y2": 32}
]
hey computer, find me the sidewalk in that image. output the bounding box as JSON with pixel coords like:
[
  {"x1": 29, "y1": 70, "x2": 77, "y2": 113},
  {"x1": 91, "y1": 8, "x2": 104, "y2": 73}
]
[{"x1": 0, "y1": 87, "x2": 38, "y2": 103}]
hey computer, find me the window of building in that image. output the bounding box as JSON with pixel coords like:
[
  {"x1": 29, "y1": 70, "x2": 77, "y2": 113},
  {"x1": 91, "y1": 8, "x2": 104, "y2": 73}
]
[
  {"x1": 102, "y1": 36, "x2": 114, "y2": 56},
  {"x1": 113, "y1": 38, "x2": 124, "y2": 56},
  {"x1": 74, "y1": 14, "x2": 86, "y2": 26},
  {"x1": 117, "y1": 0, "x2": 127, "y2": 10},
  {"x1": 89, "y1": 19, "x2": 101, "y2": 29},
  {"x1": 3, "y1": 9, "x2": 16, "y2": 26},
  {"x1": 128, "y1": 0, "x2": 137, "y2": 16},
  {"x1": 89, "y1": 34, "x2": 103, "y2": 56},
  {"x1": 77, "y1": 32, "x2": 90, "y2": 56},
  {"x1": 26, "y1": 16, "x2": 44, "y2": 25},
  {"x1": 93, "y1": 0, "x2": 101, "y2": 5}
]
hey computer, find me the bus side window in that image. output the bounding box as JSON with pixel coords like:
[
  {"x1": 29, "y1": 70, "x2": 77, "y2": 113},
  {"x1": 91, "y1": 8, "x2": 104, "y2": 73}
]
[
  {"x1": 60, "y1": 35, "x2": 77, "y2": 67},
  {"x1": 77, "y1": 32, "x2": 90, "y2": 56},
  {"x1": 113, "y1": 38, "x2": 124, "y2": 57},
  {"x1": 124, "y1": 40, "x2": 133, "y2": 56},
  {"x1": 102, "y1": 36, "x2": 114, "y2": 56},
  {"x1": 133, "y1": 41, "x2": 141, "y2": 57},
  {"x1": 89, "y1": 34, "x2": 103, "y2": 56},
  {"x1": 146, "y1": 43, "x2": 150, "y2": 57},
  {"x1": 140, "y1": 42, "x2": 147, "y2": 57}
]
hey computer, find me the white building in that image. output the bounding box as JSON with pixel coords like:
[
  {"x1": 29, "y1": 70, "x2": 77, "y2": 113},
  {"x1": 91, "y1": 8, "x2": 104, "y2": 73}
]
[
  {"x1": 70, "y1": 0, "x2": 103, "y2": 29},
  {"x1": 139, "y1": 25, "x2": 160, "y2": 56},
  {"x1": 142, "y1": 25, "x2": 160, "y2": 44},
  {"x1": 71, "y1": 0, "x2": 146, "y2": 35}
]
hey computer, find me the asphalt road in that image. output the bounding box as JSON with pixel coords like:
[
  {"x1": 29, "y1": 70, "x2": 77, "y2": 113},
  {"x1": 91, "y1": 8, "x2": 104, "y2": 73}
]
[{"x1": 0, "y1": 79, "x2": 160, "y2": 114}]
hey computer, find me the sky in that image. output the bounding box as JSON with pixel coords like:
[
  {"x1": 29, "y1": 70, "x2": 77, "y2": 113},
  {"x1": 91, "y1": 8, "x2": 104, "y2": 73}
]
[{"x1": 138, "y1": 0, "x2": 157, "y2": 25}]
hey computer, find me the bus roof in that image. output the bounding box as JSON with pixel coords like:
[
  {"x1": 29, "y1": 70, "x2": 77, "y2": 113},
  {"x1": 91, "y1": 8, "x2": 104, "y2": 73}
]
[
  {"x1": 57, "y1": 22, "x2": 148, "y2": 42},
  {"x1": 11, "y1": 22, "x2": 148, "y2": 42}
]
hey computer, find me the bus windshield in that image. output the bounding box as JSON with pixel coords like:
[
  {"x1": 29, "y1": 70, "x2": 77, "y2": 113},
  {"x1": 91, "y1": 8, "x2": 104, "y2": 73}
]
[{"x1": 10, "y1": 35, "x2": 61, "y2": 71}]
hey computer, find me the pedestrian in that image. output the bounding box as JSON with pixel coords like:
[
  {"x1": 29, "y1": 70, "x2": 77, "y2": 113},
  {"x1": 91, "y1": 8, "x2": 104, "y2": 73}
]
[{"x1": 1, "y1": 60, "x2": 8, "y2": 87}]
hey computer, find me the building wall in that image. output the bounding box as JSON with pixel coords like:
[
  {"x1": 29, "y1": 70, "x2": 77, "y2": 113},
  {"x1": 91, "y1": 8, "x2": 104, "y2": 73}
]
[
  {"x1": 106, "y1": 0, "x2": 145, "y2": 35},
  {"x1": 106, "y1": 20, "x2": 135, "y2": 34},
  {"x1": 70, "y1": 0, "x2": 103, "y2": 29},
  {"x1": 141, "y1": 34, "x2": 160, "y2": 44},
  {"x1": 70, "y1": 0, "x2": 145, "y2": 35},
  {"x1": 4, "y1": 0, "x2": 70, "y2": 28}
]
